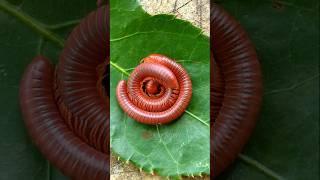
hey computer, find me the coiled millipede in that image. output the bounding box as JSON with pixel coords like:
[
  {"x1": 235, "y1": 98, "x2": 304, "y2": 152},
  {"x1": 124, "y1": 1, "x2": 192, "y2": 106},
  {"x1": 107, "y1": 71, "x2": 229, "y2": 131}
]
[
  {"x1": 211, "y1": 4, "x2": 263, "y2": 177},
  {"x1": 116, "y1": 54, "x2": 192, "y2": 125},
  {"x1": 19, "y1": 4, "x2": 109, "y2": 180}
]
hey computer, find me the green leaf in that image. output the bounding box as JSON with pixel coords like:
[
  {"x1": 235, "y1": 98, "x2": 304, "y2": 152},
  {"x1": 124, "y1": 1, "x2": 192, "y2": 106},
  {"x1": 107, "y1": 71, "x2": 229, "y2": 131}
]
[
  {"x1": 216, "y1": 0, "x2": 319, "y2": 179},
  {"x1": 0, "y1": 0, "x2": 95, "y2": 179},
  {"x1": 110, "y1": 0, "x2": 210, "y2": 178}
]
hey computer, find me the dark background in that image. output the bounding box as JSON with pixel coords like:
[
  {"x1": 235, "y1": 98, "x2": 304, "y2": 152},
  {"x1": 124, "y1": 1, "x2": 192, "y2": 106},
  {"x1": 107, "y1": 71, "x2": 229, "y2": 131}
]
[
  {"x1": 216, "y1": 0, "x2": 319, "y2": 179},
  {"x1": 0, "y1": 0, "x2": 95, "y2": 179}
]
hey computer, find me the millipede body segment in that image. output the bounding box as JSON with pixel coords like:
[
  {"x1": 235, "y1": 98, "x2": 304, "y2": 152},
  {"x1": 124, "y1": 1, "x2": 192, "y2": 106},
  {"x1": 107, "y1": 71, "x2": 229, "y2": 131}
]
[
  {"x1": 116, "y1": 54, "x2": 192, "y2": 125},
  {"x1": 211, "y1": 4, "x2": 263, "y2": 177},
  {"x1": 19, "y1": 4, "x2": 109, "y2": 180}
]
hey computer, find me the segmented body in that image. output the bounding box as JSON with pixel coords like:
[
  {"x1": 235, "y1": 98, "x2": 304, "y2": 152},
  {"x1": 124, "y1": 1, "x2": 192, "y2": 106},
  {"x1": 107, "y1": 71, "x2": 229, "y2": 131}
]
[
  {"x1": 116, "y1": 54, "x2": 192, "y2": 125},
  {"x1": 211, "y1": 4, "x2": 263, "y2": 177},
  {"x1": 20, "y1": 5, "x2": 109, "y2": 180}
]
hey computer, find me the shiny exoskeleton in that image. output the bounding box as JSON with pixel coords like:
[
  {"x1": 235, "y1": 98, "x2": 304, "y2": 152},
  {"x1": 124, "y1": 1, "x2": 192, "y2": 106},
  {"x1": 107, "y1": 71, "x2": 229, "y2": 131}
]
[
  {"x1": 211, "y1": 4, "x2": 263, "y2": 177},
  {"x1": 20, "y1": 4, "x2": 109, "y2": 180},
  {"x1": 116, "y1": 54, "x2": 192, "y2": 125}
]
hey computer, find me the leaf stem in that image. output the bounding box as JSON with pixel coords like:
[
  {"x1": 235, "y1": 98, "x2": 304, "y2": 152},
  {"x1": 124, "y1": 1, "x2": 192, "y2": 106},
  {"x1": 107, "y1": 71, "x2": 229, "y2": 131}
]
[
  {"x1": 0, "y1": 0, "x2": 64, "y2": 47},
  {"x1": 238, "y1": 154, "x2": 285, "y2": 180},
  {"x1": 185, "y1": 110, "x2": 209, "y2": 127},
  {"x1": 110, "y1": 61, "x2": 130, "y2": 76},
  {"x1": 37, "y1": 37, "x2": 44, "y2": 54},
  {"x1": 44, "y1": 19, "x2": 81, "y2": 30}
]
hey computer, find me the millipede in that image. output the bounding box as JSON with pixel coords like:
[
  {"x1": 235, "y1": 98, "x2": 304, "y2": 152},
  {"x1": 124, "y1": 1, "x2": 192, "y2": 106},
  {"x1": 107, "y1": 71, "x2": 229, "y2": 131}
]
[
  {"x1": 19, "y1": 2, "x2": 109, "y2": 180},
  {"x1": 211, "y1": 4, "x2": 263, "y2": 177},
  {"x1": 116, "y1": 54, "x2": 192, "y2": 125}
]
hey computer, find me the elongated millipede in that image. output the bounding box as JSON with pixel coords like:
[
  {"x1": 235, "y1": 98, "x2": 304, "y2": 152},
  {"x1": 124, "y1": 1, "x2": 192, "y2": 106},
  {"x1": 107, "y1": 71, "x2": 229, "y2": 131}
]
[
  {"x1": 116, "y1": 54, "x2": 192, "y2": 125},
  {"x1": 211, "y1": 4, "x2": 263, "y2": 177},
  {"x1": 19, "y1": 3, "x2": 109, "y2": 180}
]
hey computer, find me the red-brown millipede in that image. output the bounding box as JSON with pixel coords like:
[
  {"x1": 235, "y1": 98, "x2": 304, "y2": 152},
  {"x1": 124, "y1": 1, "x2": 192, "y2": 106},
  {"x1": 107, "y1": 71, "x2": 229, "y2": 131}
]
[
  {"x1": 55, "y1": 5, "x2": 109, "y2": 154},
  {"x1": 19, "y1": 4, "x2": 109, "y2": 180},
  {"x1": 211, "y1": 4, "x2": 263, "y2": 177},
  {"x1": 116, "y1": 54, "x2": 192, "y2": 125}
]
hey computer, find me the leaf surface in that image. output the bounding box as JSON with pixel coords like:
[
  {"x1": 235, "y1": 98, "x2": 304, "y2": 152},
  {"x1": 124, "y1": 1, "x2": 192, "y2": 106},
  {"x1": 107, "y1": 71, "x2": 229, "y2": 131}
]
[
  {"x1": 216, "y1": 0, "x2": 319, "y2": 179},
  {"x1": 110, "y1": 0, "x2": 210, "y2": 177}
]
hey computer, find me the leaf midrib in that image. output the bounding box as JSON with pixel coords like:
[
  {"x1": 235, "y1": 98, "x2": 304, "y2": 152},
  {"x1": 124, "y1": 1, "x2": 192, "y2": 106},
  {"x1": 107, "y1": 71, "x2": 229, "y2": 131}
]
[{"x1": 0, "y1": 0, "x2": 81, "y2": 49}]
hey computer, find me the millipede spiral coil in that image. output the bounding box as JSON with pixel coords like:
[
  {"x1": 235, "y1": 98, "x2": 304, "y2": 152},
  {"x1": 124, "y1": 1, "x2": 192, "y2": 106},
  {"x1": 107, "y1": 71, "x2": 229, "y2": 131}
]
[{"x1": 116, "y1": 54, "x2": 192, "y2": 125}]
